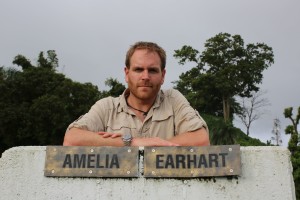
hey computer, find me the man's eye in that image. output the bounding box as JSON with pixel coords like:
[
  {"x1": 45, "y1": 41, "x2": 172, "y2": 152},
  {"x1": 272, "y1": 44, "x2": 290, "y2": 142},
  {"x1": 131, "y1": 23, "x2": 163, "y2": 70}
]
[
  {"x1": 134, "y1": 68, "x2": 143, "y2": 72},
  {"x1": 149, "y1": 69, "x2": 159, "y2": 73}
]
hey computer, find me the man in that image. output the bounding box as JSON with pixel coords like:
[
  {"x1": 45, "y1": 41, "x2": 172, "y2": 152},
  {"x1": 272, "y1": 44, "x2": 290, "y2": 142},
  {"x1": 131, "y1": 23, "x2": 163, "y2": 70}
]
[{"x1": 63, "y1": 41, "x2": 210, "y2": 147}]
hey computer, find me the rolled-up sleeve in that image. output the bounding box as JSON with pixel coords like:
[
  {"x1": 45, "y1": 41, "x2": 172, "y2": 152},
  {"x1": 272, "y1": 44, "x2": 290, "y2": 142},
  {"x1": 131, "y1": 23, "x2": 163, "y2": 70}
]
[
  {"x1": 170, "y1": 89, "x2": 207, "y2": 135},
  {"x1": 67, "y1": 98, "x2": 111, "y2": 132}
]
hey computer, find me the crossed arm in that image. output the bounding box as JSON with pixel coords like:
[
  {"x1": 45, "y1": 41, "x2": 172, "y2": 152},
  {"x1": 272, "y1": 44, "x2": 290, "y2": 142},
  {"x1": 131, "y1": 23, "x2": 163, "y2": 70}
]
[{"x1": 63, "y1": 127, "x2": 210, "y2": 147}]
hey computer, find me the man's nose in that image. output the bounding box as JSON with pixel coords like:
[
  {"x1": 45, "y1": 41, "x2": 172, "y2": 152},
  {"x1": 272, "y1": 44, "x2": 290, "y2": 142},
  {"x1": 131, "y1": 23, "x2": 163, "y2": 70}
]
[{"x1": 141, "y1": 70, "x2": 150, "y2": 79}]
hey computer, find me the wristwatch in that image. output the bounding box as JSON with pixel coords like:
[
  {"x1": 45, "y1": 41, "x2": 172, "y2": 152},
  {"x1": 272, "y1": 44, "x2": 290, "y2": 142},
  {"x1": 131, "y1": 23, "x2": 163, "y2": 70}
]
[{"x1": 122, "y1": 132, "x2": 132, "y2": 146}]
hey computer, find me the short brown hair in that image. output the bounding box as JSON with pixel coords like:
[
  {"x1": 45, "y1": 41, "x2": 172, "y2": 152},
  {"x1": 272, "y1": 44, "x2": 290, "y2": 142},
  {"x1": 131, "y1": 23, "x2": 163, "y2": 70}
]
[{"x1": 125, "y1": 41, "x2": 166, "y2": 70}]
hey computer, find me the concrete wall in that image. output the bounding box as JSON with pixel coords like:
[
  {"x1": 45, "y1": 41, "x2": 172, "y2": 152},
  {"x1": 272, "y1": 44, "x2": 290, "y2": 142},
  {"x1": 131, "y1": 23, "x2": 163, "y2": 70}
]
[{"x1": 0, "y1": 146, "x2": 296, "y2": 200}]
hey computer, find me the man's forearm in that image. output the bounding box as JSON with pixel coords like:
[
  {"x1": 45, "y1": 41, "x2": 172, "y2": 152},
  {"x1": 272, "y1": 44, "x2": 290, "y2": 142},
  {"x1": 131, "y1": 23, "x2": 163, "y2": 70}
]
[
  {"x1": 131, "y1": 137, "x2": 179, "y2": 147},
  {"x1": 63, "y1": 127, "x2": 210, "y2": 147},
  {"x1": 168, "y1": 128, "x2": 210, "y2": 146},
  {"x1": 63, "y1": 128, "x2": 123, "y2": 146}
]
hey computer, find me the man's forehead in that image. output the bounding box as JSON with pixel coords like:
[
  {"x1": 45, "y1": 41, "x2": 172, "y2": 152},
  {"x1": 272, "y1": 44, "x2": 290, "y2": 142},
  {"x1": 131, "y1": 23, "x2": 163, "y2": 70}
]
[
  {"x1": 131, "y1": 65, "x2": 161, "y2": 69},
  {"x1": 133, "y1": 49, "x2": 159, "y2": 56},
  {"x1": 131, "y1": 52, "x2": 161, "y2": 63}
]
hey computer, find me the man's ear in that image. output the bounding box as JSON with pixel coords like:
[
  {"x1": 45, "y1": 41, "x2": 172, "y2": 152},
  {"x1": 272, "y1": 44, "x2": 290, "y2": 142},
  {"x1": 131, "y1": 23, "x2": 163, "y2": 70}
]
[
  {"x1": 161, "y1": 69, "x2": 166, "y2": 85},
  {"x1": 124, "y1": 67, "x2": 129, "y2": 83}
]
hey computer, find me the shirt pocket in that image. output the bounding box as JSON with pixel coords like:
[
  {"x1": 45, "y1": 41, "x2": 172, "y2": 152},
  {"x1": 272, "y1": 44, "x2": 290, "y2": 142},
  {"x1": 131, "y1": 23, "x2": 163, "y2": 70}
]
[
  {"x1": 150, "y1": 108, "x2": 175, "y2": 139},
  {"x1": 106, "y1": 115, "x2": 137, "y2": 135},
  {"x1": 152, "y1": 104, "x2": 174, "y2": 122}
]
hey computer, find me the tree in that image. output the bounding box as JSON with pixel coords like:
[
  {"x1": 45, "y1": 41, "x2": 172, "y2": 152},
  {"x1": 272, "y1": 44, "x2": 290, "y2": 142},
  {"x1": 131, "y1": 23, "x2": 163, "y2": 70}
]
[
  {"x1": 12, "y1": 55, "x2": 33, "y2": 70},
  {"x1": 0, "y1": 51, "x2": 101, "y2": 154},
  {"x1": 37, "y1": 50, "x2": 59, "y2": 69},
  {"x1": 284, "y1": 106, "x2": 300, "y2": 199},
  {"x1": 235, "y1": 90, "x2": 270, "y2": 136},
  {"x1": 0, "y1": 51, "x2": 128, "y2": 155},
  {"x1": 13, "y1": 50, "x2": 58, "y2": 71},
  {"x1": 103, "y1": 78, "x2": 126, "y2": 97},
  {"x1": 174, "y1": 33, "x2": 274, "y2": 122},
  {"x1": 284, "y1": 107, "x2": 300, "y2": 152},
  {"x1": 98, "y1": 78, "x2": 126, "y2": 99},
  {"x1": 202, "y1": 114, "x2": 267, "y2": 146},
  {"x1": 173, "y1": 67, "x2": 225, "y2": 117},
  {"x1": 271, "y1": 118, "x2": 282, "y2": 146}
]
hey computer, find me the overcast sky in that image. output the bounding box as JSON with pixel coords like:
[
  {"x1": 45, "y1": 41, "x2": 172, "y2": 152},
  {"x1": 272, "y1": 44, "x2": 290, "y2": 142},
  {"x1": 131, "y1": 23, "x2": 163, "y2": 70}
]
[{"x1": 1, "y1": 0, "x2": 299, "y2": 146}]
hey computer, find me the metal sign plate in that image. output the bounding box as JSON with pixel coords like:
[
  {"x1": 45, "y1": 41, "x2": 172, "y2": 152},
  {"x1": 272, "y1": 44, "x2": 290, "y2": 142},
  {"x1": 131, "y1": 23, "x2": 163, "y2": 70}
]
[
  {"x1": 44, "y1": 146, "x2": 139, "y2": 177},
  {"x1": 144, "y1": 145, "x2": 241, "y2": 177}
]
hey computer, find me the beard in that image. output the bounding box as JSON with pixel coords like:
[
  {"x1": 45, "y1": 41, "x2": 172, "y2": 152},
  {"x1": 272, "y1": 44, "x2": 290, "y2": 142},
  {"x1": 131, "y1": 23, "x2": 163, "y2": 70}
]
[{"x1": 128, "y1": 81, "x2": 161, "y2": 102}]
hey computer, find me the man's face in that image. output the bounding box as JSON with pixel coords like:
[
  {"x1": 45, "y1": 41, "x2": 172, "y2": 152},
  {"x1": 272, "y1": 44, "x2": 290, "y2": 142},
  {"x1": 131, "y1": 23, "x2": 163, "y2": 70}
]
[{"x1": 125, "y1": 49, "x2": 165, "y2": 102}]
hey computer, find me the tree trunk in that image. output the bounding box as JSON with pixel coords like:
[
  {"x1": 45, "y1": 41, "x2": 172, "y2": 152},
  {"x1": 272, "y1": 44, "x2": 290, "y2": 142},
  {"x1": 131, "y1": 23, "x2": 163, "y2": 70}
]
[
  {"x1": 246, "y1": 125, "x2": 250, "y2": 136},
  {"x1": 223, "y1": 96, "x2": 231, "y2": 123}
]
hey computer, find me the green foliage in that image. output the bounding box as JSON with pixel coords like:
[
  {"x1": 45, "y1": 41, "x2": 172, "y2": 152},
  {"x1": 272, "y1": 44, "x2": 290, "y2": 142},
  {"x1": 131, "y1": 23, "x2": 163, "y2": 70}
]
[
  {"x1": 0, "y1": 51, "x2": 127, "y2": 156},
  {"x1": 0, "y1": 51, "x2": 101, "y2": 155},
  {"x1": 235, "y1": 130, "x2": 268, "y2": 146},
  {"x1": 203, "y1": 114, "x2": 235, "y2": 145},
  {"x1": 292, "y1": 151, "x2": 300, "y2": 200},
  {"x1": 12, "y1": 50, "x2": 58, "y2": 71},
  {"x1": 284, "y1": 106, "x2": 300, "y2": 199},
  {"x1": 174, "y1": 45, "x2": 199, "y2": 65},
  {"x1": 174, "y1": 32, "x2": 274, "y2": 122},
  {"x1": 12, "y1": 55, "x2": 33, "y2": 70},
  {"x1": 37, "y1": 50, "x2": 59, "y2": 69},
  {"x1": 173, "y1": 69, "x2": 227, "y2": 118},
  {"x1": 202, "y1": 114, "x2": 266, "y2": 146},
  {"x1": 101, "y1": 78, "x2": 126, "y2": 98}
]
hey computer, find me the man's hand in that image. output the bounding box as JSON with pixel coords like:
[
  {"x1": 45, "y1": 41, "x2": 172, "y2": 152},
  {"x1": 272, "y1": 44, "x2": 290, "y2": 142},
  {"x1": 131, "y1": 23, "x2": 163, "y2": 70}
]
[
  {"x1": 131, "y1": 137, "x2": 179, "y2": 147},
  {"x1": 96, "y1": 133, "x2": 178, "y2": 147},
  {"x1": 97, "y1": 132, "x2": 122, "y2": 138},
  {"x1": 63, "y1": 128, "x2": 123, "y2": 146}
]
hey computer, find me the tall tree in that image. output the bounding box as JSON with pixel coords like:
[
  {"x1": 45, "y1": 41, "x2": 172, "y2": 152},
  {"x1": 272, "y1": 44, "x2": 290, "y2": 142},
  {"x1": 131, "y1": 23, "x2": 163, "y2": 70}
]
[
  {"x1": 235, "y1": 90, "x2": 270, "y2": 136},
  {"x1": 174, "y1": 33, "x2": 274, "y2": 122},
  {"x1": 173, "y1": 67, "x2": 225, "y2": 117}
]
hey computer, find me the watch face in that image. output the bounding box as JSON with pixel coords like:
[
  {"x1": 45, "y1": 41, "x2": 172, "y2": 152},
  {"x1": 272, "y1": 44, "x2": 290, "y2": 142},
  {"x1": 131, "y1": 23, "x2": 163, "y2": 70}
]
[
  {"x1": 122, "y1": 133, "x2": 132, "y2": 140},
  {"x1": 122, "y1": 133, "x2": 132, "y2": 146}
]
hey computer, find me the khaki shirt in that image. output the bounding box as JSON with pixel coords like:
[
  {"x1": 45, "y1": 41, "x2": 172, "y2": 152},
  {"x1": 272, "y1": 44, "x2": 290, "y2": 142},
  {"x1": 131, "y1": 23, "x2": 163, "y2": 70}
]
[{"x1": 67, "y1": 89, "x2": 207, "y2": 140}]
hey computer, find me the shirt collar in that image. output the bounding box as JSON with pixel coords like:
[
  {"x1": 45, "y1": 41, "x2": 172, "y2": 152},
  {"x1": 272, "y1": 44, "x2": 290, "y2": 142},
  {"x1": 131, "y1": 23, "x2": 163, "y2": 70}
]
[
  {"x1": 117, "y1": 89, "x2": 130, "y2": 113},
  {"x1": 117, "y1": 89, "x2": 165, "y2": 113}
]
